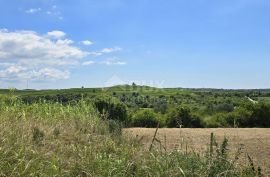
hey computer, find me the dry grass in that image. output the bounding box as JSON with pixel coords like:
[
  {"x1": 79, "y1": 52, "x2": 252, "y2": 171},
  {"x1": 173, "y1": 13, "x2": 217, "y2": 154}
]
[
  {"x1": 0, "y1": 96, "x2": 261, "y2": 176},
  {"x1": 125, "y1": 128, "x2": 270, "y2": 176}
]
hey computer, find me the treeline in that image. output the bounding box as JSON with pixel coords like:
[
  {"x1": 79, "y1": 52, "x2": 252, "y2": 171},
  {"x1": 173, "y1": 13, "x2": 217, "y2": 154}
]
[
  {"x1": 91, "y1": 96, "x2": 270, "y2": 128},
  {"x1": 18, "y1": 90, "x2": 270, "y2": 128},
  {"x1": 206, "y1": 102, "x2": 270, "y2": 128}
]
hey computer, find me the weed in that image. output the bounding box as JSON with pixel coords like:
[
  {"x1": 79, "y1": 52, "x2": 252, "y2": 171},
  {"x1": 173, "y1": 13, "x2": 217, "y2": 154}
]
[
  {"x1": 32, "y1": 126, "x2": 44, "y2": 145},
  {"x1": 53, "y1": 127, "x2": 60, "y2": 138}
]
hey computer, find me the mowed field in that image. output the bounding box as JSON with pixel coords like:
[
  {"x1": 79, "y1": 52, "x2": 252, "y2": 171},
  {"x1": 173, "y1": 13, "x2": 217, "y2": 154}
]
[{"x1": 125, "y1": 128, "x2": 270, "y2": 175}]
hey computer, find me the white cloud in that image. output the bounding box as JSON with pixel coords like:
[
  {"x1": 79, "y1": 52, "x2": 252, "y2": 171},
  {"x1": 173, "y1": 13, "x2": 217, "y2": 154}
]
[
  {"x1": 56, "y1": 39, "x2": 73, "y2": 45},
  {"x1": 0, "y1": 29, "x2": 125, "y2": 83},
  {"x1": 24, "y1": 6, "x2": 63, "y2": 21},
  {"x1": 82, "y1": 60, "x2": 95, "y2": 66},
  {"x1": 101, "y1": 57, "x2": 126, "y2": 65},
  {"x1": 0, "y1": 29, "x2": 8, "y2": 32},
  {"x1": 47, "y1": 30, "x2": 66, "y2": 39},
  {"x1": 101, "y1": 47, "x2": 122, "y2": 53},
  {"x1": 18, "y1": 59, "x2": 79, "y2": 66},
  {"x1": 33, "y1": 68, "x2": 70, "y2": 80},
  {"x1": 0, "y1": 29, "x2": 88, "y2": 81},
  {"x1": 88, "y1": 47, "x2": 122, "y2": 56},
  {"x1": 45, "y1": 6, "x2": 63, "y2": 20},
  {"x1": 81, "y1": 40, "x2": 93, "y2": 46},
  {"x1": 89, "y1": 52, "x2": 102, "y2": 56},
  {"x1": 25, "y1": 8, "x2": 41, "y2": 14},
  {"x1": 6, "y1": 65, "x2": 27, "y2": 73},
  {"x1": 0, "y1": 65, "x2": 70, "y2": 81},
  {"x1": 0, "y1": 29, "x2": 86, "y2": 61},
  {"x1": 0, "y1": 62, "x2": 13, "y2": 67},
  {"x1": 0, "y1": 65, "x2": 24, "y2": 79}
]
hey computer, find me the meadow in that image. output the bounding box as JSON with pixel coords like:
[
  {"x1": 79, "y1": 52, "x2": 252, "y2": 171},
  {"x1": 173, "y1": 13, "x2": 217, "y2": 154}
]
[{"x1": 0, "y1": 86, "x2": 269, "y2": 176}]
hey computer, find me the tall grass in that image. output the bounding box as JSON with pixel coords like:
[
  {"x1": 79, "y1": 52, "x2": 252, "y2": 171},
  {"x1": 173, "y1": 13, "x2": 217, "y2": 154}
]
[{"x1": 0, "y1": 95, "x2": 259, "y2": 176}]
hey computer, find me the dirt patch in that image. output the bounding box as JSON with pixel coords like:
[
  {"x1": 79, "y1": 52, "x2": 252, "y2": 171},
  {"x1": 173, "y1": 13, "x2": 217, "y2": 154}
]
[{"x1": 124, "y1": 128, "x2": 270, "y2": 175}]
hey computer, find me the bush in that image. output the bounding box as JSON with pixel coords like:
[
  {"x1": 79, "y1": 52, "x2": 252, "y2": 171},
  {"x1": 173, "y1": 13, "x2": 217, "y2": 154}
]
[
  {"x1": 205, "y1": 102, "x2": 270, "y2": 128},
  {"x1": 131, "y1": 109, "x2": 160, "y2": 127},
  {"x1": 167, "y1": 106, "x2": 203, "y2": 128},
  {"x1": 238, "y1": 102, "x2": 270, "y2": 127},
  {"x1": 93, "y1": 96, "x2": 128, "y2": 122},
  {"x1": 213, "y1": 103, "x2": 234, "y2": 113},
  {"x1": 204, "y1": 113, "x2": 232, "y2": 128},
  {"x1": 32, "y1": 127, "x2": 45, "y2": 145},
  {"x1": 107, "y1": 120, "x2": 122, "y2": 135},
  {"x1": 153, "y1": 98, "x2": 168, "y2": 114}
]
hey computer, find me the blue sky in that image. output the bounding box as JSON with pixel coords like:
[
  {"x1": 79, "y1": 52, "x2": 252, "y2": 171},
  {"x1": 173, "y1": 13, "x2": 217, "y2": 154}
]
[{"x1": 0, "y1": 0, "x2": 270, "y2": 89}]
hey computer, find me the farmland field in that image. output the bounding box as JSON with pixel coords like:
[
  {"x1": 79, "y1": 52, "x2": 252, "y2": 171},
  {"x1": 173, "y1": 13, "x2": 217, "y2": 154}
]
[{"x1": 125, "y1": 128, "x2": 270, "y2": 175}]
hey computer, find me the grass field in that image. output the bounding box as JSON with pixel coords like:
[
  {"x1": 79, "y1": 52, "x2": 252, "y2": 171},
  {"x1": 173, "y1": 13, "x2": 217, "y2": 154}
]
[
  {"x1": 1, "y1": 88, "x2": 269, "y2": 176},
  {"x1": 125, "y1": 128, "x2": 270, "y2": 176}
]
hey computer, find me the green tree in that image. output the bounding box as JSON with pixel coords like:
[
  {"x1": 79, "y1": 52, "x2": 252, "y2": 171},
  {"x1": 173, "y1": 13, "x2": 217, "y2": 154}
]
[
  {"x1": 131, "y1": 109, "x2": 161, "y2": 128},
  {"x1": 93, "y1": 96, "x2": 128, "y2": 122},
  {"x1": 167, "y1": 106, "x2": 203, "y2": 128}
]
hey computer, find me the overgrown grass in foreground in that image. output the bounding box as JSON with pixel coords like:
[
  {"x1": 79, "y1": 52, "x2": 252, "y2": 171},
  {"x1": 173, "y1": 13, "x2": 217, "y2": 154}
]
[{"x1": 0, "y1": 96, "x2": 260, "y2": 176}]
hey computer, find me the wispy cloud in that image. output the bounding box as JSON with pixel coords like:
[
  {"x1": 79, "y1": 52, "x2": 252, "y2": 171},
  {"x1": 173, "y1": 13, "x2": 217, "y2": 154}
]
[
  {"x1": 89, "y1": 52, "x2": 103, "y2": 56},
  {"x1": 25, "y1": 5, "x2": 63, "y2": 20},
  {"x1": 0, "y1": 66, "x2": 70, "y2": 81},
  {"x1": 81, "y1": 40, "x2": 93, "y2": 46},
  {"x1": 101, "y1": 57, "x2": 126, "y2": 65},
  {"x1": 33, "y1": 68, "x2": 70, "y2": 80},
  {"x1": 47, "y1": 5, "x2": 63, "y2": 20},
  {"x1": 82, "y1": 60, "x2": 95, "y2": 66},
  {"x1": 82, "y1": 58, "x2": 127, "y2": 66},
  {"x1": 101, "y1": 47, "x2": 122, "y2": 53},
  {"x1": 25, "y1": 8, "x2": 41, "y2": 14},
  {"x1": 88, "y1": 47, "x2": 123, "y2": 56}
]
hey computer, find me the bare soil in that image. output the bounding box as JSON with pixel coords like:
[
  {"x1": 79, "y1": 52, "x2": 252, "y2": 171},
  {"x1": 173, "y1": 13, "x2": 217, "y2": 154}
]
[{"x1": 124, "y1": 128, "x2": 270, "y2": 175}]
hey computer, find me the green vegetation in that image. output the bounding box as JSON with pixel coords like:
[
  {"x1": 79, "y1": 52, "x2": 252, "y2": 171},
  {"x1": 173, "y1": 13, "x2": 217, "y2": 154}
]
[
  {"x1": 2, "y1": 85, "x2": 270, "y2": 128},
  {"x1": 166, "y1": 105, "x2": 203, "y2": 128},
  {"x1": 131, "y1": 109, "x2": 161, "y2": 127},
  {"x1": 0, "y1": 93, "x2": 261, "y2": 176},
  {"x1": 93, "y1": 96, "x2": 128, "y2": 122}
]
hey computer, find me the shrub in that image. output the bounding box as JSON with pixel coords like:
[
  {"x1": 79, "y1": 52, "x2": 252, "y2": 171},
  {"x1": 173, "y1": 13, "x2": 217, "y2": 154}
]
[
  {"x1": 107, "y1": 120, "x2": 122, "y2": 135},
  {"x1": 153, "y1": 98, "x2": 168, "y2": 114},
  {"x1": 205, "y1": 102, "x2": 270, "y2": 128},
  {"x1": 238, "y1": 102, "x2": 270, "y2": 127},
  {"x1": 131, "y1": 109, "x2": 160, "y2": 127},
  {"x1": 167, "y1": 106, "x2": 203, "y2": 128},
  {"x1": 213, "y1": 103, "x2": 234, "y2": 113},
  {"x1": 205, "y1": 113, "x2": 232, "y2": 128},
  {"x1": 93, "y1": 96, "x2": 128, "y2": 122},
  {"x1": 32, "y1": 126, "x2": 45, "y2": 145}
]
